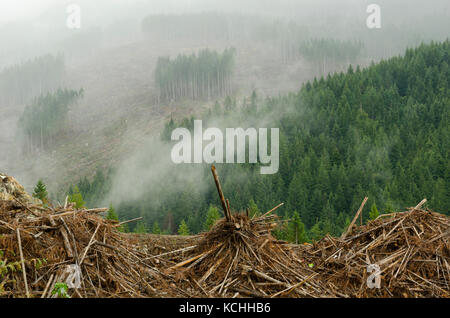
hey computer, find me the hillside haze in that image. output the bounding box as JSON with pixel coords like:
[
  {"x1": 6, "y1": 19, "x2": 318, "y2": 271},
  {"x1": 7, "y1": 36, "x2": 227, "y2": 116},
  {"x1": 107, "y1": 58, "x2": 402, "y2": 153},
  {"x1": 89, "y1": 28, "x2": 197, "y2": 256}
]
[{"x1": 0, "y1": 0, "x2": 448, "y2": 238}]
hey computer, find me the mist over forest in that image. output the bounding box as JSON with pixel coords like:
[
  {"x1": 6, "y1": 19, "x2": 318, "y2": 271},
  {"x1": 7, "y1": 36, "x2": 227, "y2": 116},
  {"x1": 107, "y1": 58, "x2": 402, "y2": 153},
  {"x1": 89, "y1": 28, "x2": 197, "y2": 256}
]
[{"x1": 0, "y1": 0, "x2": 448, "y2": 238}]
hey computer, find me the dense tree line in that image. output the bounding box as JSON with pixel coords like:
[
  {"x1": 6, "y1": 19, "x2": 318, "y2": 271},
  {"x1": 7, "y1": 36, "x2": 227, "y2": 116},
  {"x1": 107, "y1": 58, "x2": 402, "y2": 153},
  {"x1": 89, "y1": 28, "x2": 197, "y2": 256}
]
[
  {"x1": 140, "y1": 11, "x2": 448, "y2": 65},
  {"x1": 69, "y1": 168, "x2": 113, "y2": 208},
  {"x1": 0, "y1": 54, "x2": 65, "y2": 106},
  {"x1": 64, "y1": 41, "x2": 448, "y2": 241},
  {"x1": 154, "y1": 48, "x2": 235, "y2": 103},
  {"x1": 252, "y1": 20, "x2": 309, "y2": 64},
  {"x1": 252, "y1": 22, "x2": 364, "y2": 67},
  {"x1": 299, "y1": 38, "x2": 364, "y2": 74},
  {"x1": 18, "y1": 88, "x2": 83, "y2": 152}
]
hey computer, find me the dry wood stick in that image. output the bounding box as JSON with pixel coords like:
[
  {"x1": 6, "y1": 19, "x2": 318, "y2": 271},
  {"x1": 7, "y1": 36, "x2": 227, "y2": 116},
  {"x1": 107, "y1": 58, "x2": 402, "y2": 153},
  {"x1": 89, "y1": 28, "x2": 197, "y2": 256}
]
[
  {"x1": 60, "y1": 217, "x2": 79, "y2": 260},
  {"x1": 48, "y1": 216, "x2": 74, "y2": 258},
  {"x1": 211, "y1": 165, "x2": 230, "y2": 221},
  {"x1": 232, "y1": 287, "x2": 265, "y2": 298},
  {"x1": 426, "y1": 229, "x2": 450, "y2": 243},
  {"x1": 261, "y1": 202, "x2": 284, "y2": 218},
  {"x1": 144, "y1": 245, "x2": 196, "y2": 260},
  {"x1": 79, "y1": 223, "x2": 101, "y2": 265},
  {"x1": 199, "y1": 256, "x2": 225, "y2": 283},
  {"x1": 407, "y1": 270, "x2": 449, "y2": 296},
  {"x1": 16, "y1": 228, "x2": 30, "y2": 298},
  {"x1": 0, "y1": 219, "x2": 17, "y2": 232},
  {"x1": 170, "y1": 250, "x2": 210, "y2": 270},
  {"x1": 84, "y1": 208, "x2": 108, "y2": 214},
  {"x1": 41, "y1": 274, "x2": 54, "y2": 298},
  {"x1": 13, "y1": 198, "x2": 41, "y2": 217},
  {"x1": 242, "y1": 265, "x2": 287, "y2": 286},
  {"x1": 188, "y1": 243, "x2": 225, "y2": 270},
  {"x1": 51, "y1": 210, "x2": 76, "y2": 217},
  {"x1": 115, "y1": 217, "x2": 143, "y2": 227},
  {"x1": 258, "y1": 239, "x2": 270, "y2": 251},
  {"x1": 192, "y1": 279, "x2": 209, "y2": 297},
  {"x1": 53, "y1": 208, "x2": 107, "y2": 217},
  {"x1": 341, "y1": 197, "x2": 368, "y2": 240},
  {"x1": 271, "y1": 273, "x2": 318, "y2": 298},
  {"x1": 218, "y1": 247, "x2": 239, "y2": 294},
  {"x1": 45, "y1": 274, "x2": 58, "y2": 298},
  {"x1": 412, "y1": 198, "x2": 427, "y2": 211},
  {"x1": 242, "y1": 238, "x2": 262, "y2": 264}
]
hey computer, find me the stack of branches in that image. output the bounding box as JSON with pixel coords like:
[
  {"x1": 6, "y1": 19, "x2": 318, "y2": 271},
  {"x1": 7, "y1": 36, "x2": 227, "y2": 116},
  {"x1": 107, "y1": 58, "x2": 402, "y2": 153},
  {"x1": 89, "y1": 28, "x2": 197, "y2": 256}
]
[
  {"x1": 162, "y1": 211, "x2": 333, "y2": 298},
  {"x1": 157, "y1": 199, "x2": 449, "y2": 298},
  {"x1": 156, "y1": 166, "x2": 333, "y2": 297},
  {"x1": 0, "y1": 199, "x2": 163, "y2": 298},
  {"x1": 128, "y1": 233, "x2": 200, "y2": 257},
  {"x1": 1, "y1": 168, "x2": 449, "y2": 298},
  {"x1": 150, "y1": 168, "x2": 449, "y2": 298},
  {"x1": 300, "y1": 199, "x2": 450, "y2": 297}
]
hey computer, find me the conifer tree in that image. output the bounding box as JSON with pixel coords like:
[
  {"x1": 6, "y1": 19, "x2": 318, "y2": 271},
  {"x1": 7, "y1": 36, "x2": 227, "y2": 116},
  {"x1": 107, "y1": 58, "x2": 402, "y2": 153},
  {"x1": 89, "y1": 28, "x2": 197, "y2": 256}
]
[
  {"x1": 178, "y1": 219, "x2": 190, "y2": 236},
  {"x1": 204, "y1": 205, "x2": 221, "y2": 231},
  {"x1": 134, "y1": 221, "x2": 147, "y2": 234},
  {"x1": 369, "y1": 203, "x2": 380, "y2": 220},
  {"x1": 287, "y1": 211, "x2": 308, "y2": 244},
  {"x1": 69, "y1": 186, "x2": 85, "y2": 209},
  {"x1": 309, "y1": 221, "x2": 323, "y2": 242},
  {"x1": 247, "y1": 199, "x2": 260, "y2": 218},
  {"x1": 152, "y1": 221, "x2": 161, "y2": 234},
  {"x1": 33, "y1": 179, "x2": 48, "y2": 204},
  {"x1": 106, "y1": 204, "x2": 125, "y2": 232},
  {"x1": 106, "y1": 204, "x2": 119, "y2": 221}
]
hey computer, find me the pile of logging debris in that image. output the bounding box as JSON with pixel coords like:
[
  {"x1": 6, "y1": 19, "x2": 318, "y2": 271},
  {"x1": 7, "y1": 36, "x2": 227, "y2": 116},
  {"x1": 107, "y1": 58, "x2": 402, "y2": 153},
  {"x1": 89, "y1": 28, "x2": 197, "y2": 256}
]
[
  {"x1": 0, "y1": 172, "x2": 164, "y2": 297},
  {"x1": 0, "y1": 204, "x2": 167, "y2": 297},
  {"x1": 153, "y1": 167, "x2": 449, "y2": 298},
  {"x1": 302, "y1": 200, "x2": 450, "y2": 297},
  {"x1": 158, "y1": 211, "x2": 332, "y2": 297},
  {"x1": 0, "y1": 168, "x2": 449, "y2": 298}
]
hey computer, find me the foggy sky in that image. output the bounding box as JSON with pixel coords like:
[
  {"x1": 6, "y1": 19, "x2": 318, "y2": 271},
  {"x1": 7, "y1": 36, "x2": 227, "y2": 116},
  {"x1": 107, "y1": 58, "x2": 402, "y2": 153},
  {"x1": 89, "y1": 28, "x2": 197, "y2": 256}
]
[{"x1": 0, "y1": 0, "x2": 448, "y2": 193}]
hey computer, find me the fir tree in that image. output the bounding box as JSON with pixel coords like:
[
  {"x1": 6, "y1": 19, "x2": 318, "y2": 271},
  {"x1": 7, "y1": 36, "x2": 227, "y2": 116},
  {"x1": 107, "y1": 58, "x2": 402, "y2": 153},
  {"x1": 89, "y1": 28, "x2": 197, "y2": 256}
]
[
  {"x1": 32, "y1": 179, "x2": 48, "y2": 204},
  {"x1": 247, "y1": 199, "x2": 260, "y2": 218},
  {"x1": 369, "y1": 203, "x2": 380, "y2": 220},
  {"x1": 152, "y1": 221, "x2": 161, "y2": 234},
  {"x1": 134, "y1": 222, "x2": 147, "y2": 234},
  {"x1": 106, "y1": 204, "x2": 125, "y2": 232},
  {"x1": 178, "y1": 220, "x2": 190, "y2": 236},
  {"x1": 106, "y1": 204, "x2": 119, "y2": 221},
  {"x1": 69, "y1": 186, "x2": 85, "y2": 209},
  {"x1": 309, "y1": 221, "x2": 323, "y2": 242},
  {"x1": 287, "y1": 211, "x2": 308, "y2": 244},
  {"x1": 204, "y1": 205, "x2": 221, "y2": 231}
]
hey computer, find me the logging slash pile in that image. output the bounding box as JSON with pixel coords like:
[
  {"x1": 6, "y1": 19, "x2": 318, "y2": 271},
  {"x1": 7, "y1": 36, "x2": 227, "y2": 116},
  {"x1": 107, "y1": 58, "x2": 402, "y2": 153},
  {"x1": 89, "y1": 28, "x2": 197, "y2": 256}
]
[
  {"x1": 301, "y1": 205, "x2": 450, "y2": 297},
  {"x1": 158, "y1": 211, "x2": 333, "y2": 297},
  {"x1": 0, "y1": 169, "x2": 449, "y2": 298},
  {"x1": 0, "y1": 173, "x2": 163, "y2": 297},
  {"x1": 155, "y1": 204, "x2": 449, "y2": 298}
]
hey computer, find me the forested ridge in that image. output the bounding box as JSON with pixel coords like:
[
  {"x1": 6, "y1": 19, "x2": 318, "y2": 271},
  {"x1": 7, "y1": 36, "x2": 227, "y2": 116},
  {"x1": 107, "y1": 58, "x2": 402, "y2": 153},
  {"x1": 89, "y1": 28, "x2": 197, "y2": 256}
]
[
  {"x1": 18, "y1": 88, "x2": 84, "y2": 152},
  {"x1": 299, "y1": 38, "x2": 365, "y2": 74},
  {"x1": 65, "y1": 41, "x2": 448, "y2": 241},
  {"x1": 0, "y1": 54, "x2": 65, "y2": 106},
  {"x1": 155, "y1": 48, "x2": 235, "y2": 103}
]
